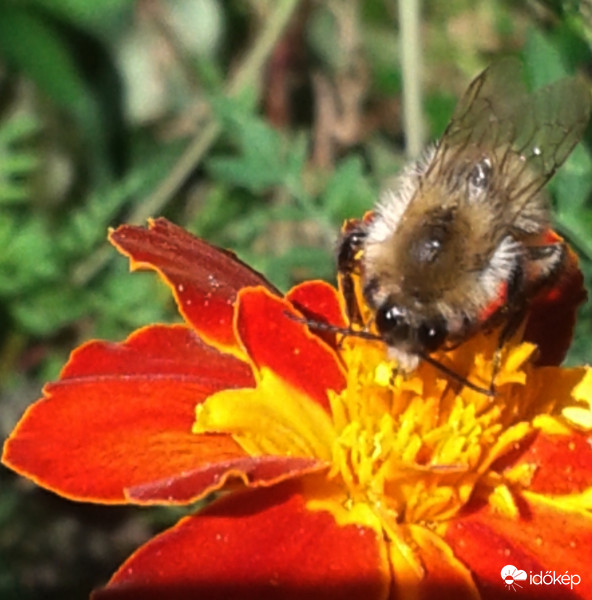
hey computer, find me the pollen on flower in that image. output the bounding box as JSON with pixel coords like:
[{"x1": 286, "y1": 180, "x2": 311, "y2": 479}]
[
  {"x1": 315, "y1": 327, "x2": 546, "y2": 534},
  {"x1": 499, "y1": 461, "x2": 537, "y2": 488},
  {"x1": 562, "y1": 406, "x2": 592, "y2": 430},
  {"x1": 186, "y1": 279, "x2": 588, "y2": 574},
  {"x1": 488, "y1": 483, "x2": 519, "y2": 518},
  {"x1": 374, "y1": 363, "x2": 391, "y2": 387},
  {"x1": 561, "y1": 371, "x2": 592, "y2": 430}
]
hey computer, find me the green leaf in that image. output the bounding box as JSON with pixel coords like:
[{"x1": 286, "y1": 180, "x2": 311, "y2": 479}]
[
  {"x1": 0, "y1": 114, "x2": 40, "y2": 204},
  {"x1": 0, "y1": 5, "x2": 120, "y2": 181},
  {"x1": 26, "y1": 0, "x2": 135, "y2": 30},
  {"x1": 364, "y1": 26, "x2": 401, "y2": 95},
  {"x1": 10, "y1": 284, "x2": 89, "y2": 335},
  {"x1": 523, "y1": 28, "x2": 569, "y2": 86},
  {"x1": 0, "y1": 114, "x2": 40, "y2": 145},
  {"x1": 261, "y1": 245, "x2": 335, "y2": 291},
  {"x1": 425, "y1": 92, "x2": 457, "y2": 139},
  {"x1": 0, "y1": 215, "x2": 60, "y2": 294},
  {"x1": 322, "y1": 156, "x2": 376, "y2": 223},
  {"x1": 207, "y1": 96, "x2": 290, "y2": 192},
  {"x1": 552, "y1": 144, "x2": 592, "y2": 212},
  {"x1": 59, "y1": 151, "x2": 176, "y2": 257},
  {"x1": 283, "y1": 133, "x2": 309, "y2": 196},
  {"x1": 93, "y1": 265, "x2": 173, "y2": 339},
  {"x1": 0, "y1": 7, "x2": 95, "y2": 123},
  {"x1": 189, "y1": 183, "x2": 254, "y2": 243}
]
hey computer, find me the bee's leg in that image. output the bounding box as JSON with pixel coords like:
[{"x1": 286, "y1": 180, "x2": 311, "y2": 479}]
[
  {"x1": 337, "y1": 224, "x2": 367, "y2": 327},
  {"x1": 338, "y1": 271, "x2": 361, "y2": 330},
  {"x1": 336, "y1": 272, "x2": 360, "y2": 350},
  {"x1": 490, "y1": 241, "x2": 566, "y2": 391}
]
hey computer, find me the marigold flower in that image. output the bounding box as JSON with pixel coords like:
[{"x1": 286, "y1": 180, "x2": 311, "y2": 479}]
[{"x1": 3, "y1": 218, "x2": 592, "y2": 599}]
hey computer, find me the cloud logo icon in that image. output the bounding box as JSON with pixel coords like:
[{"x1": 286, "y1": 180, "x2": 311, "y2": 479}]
[{"x1": 501, "y1": 564, "x2": 527, "y2": 589}]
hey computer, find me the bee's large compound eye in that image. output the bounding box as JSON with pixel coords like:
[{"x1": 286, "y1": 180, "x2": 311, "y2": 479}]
[
  {"x1": 375, "y1": 305, "x2": 410, "y2": 342},
  {"x1": 417, "y1": 318, "x2": 447, "y2": 352}
]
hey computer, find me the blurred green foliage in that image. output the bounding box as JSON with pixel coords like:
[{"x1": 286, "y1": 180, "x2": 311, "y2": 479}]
[{"x1": 0, "y1": 0, "x2": 591, "y2": 598}]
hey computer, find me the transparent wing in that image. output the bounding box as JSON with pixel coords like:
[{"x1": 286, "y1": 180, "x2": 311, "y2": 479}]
[{"x1": 428, "y1": 58, "x2": 590, "y2": 213}]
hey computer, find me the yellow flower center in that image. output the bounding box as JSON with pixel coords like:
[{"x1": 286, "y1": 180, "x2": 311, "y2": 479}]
[
  {"x1": 193, "y1": 294, "x2": 591, "y2": 550},
  {"x1": 192, "y1": 283, "x2": 592, "y2": 586},
  {"x1": 321, "y1": 330, "x2": 540, "y2": 525}
]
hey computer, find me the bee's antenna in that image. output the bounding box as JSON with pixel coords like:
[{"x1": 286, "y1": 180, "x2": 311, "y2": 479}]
[
  {"x1": 285, "y1": 311, "x2": 494, "y2": 397},
  {"x1": 284, "y1": 312, "x2": 382, "y2": 342},
  {"x1": 418, "y1": 351, "x2": 494, "y2": 397}
]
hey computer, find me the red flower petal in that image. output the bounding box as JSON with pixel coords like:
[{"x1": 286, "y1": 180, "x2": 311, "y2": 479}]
[
  {"x1": 236, "y1": 287, "x2": 346, "y2": 413},
  {"x1": 398, "y1": 526, "x2": 480, "y2": 600},
  {"x1": 2, "y1": 325, "x2": 253, "y2": 504},
  {"x1": 508, "y1": 431, "x2": 592, "y2": 496},
  {"x1": 94, "y1": 479, "x2": 390, "y2": 600},
  {"x1": 59, "y1": 324, "x2": 253, "y2": 383},
  {"x1": 127, "y1": 455, "x2": 328, "y2": 503},
  {"x1": 446, "y1": 495, "x2": 592, "y2": 599},
  {"x1": 109, "y1": 218, "x2": 278, "y2": 354},
  {"x1": 287, "y1": 280, "x2": 347, "y2": 349}
]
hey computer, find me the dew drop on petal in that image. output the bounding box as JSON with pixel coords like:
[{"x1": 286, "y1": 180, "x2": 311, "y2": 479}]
[{"x1": 208, "y1": 274, "x2": 221, "y2": 289}]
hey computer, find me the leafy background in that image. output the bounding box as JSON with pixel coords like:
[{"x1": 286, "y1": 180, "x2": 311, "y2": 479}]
[{"x1": 0, "y1": 0, "x2": 590, "y2": 597}]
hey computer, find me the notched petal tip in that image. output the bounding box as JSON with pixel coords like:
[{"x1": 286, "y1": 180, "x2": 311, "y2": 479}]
[
  {"x1": 2, "y1": 324, "x2": 253, "y2": 504},
  {"x1": 109, "y1": 218, "x2": 279, "y2": 354}
]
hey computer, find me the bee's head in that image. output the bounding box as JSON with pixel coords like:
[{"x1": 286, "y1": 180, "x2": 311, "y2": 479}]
[{"x1": 375, "y1": 303, "x2": 448, "y2": 356}]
